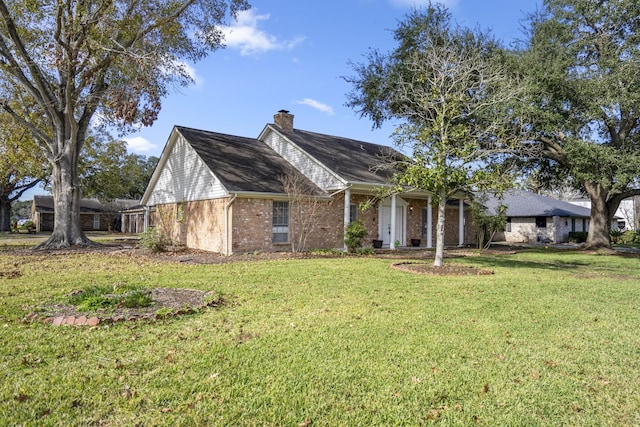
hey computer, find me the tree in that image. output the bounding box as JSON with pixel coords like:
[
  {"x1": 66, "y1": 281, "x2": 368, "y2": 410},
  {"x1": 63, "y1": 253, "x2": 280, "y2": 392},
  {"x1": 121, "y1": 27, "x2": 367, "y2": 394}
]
[
  {"x1": 345, "y1": 5, "x2": 522, "y2": 266},
  {"x1": 0, "y1": 109, "x2": 48, "y2": 231},
  {"x1": 79, "y1": 137, "x2": 158, "y2": 202},
  {"x1": 516, "y1": 0, "x2": 640, "y2": 249},
  {"x1": 77, "y1": 135, "x2": 157, "y2": 231},
  {"x1": 279, "y1": 169, "x2": 328, "y2": 253},
  {"x1": 0, "y1": 0, "x2": 249, "y2": 248},
  {"x1": 470, "y1": 194, "x2": 507, "y2": 250}
]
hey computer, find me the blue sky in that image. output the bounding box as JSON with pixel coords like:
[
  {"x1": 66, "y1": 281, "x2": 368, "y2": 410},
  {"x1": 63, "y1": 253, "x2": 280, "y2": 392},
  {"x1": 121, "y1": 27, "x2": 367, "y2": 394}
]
[
  {"x1": 124, "y1": 0, "x2": 540, "y2": 157},
  {"x1": 23, "y1": 0, "x2": 540, "y2": 199}
]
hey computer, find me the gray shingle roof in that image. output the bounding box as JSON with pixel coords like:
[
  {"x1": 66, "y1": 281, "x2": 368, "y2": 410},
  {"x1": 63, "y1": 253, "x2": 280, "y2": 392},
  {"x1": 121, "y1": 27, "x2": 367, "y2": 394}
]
[
  {"x1": 33, "y1": 195, "x2": 106, "y2": 213},
  {"x1": 485, "y1": 189, "x2": 591, "y2": 217},
  {"x1": 176, "y1": 126, "x2": 324, "y2": 195},
  {"x1": 278, "y1": 127, "x2": 400, "y2": 184}
]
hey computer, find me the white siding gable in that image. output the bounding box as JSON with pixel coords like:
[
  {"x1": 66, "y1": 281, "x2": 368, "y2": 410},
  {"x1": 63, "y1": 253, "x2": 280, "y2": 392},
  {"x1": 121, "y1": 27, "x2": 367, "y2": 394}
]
[
  {"x1": 147, "y1": 133, "x2": 227, "y2": 205},
  {"x1": 261, "y1": 128, "x2": 344, "y2": 191}
]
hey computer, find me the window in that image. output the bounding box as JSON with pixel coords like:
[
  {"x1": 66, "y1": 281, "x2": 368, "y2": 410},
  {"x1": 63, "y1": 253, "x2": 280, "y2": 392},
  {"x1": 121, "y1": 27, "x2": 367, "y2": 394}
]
[
  {"x1": 93, "y1": 214, "x2": 100, "y2": 230},
  {"x1": 535, "y1": 216, "x2": 547, "y2": 228},
  {"x1": 272, "y1": 201, "x2": 289, "y2": 243},
  {"x1": 506, "y1": 217, "x2": 512, "y2": 232},
  {"x1": 349, "y1": 203, "x2": 358, "y2": 223}
]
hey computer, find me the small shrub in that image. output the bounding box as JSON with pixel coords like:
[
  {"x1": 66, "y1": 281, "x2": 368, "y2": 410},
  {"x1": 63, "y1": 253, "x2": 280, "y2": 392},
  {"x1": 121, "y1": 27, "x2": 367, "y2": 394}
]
[
  {"x1": 120, "y1": 289, "x2": 153, "y2": 308},
  {"x1": 356, "y1": 247, "x2": 375, "y2": 256},
  {"x1": 619, "y1": 230, "x2": 640, "y2": 245},
  {"x1": 568, "y1": 231, "x2": 588, "y2": 243},
  {"x1": 67, "y1": 285, "x2": 152, "y2": 312},
  {"x1": 344, "y1": 220, "x2": 368, "y2": 253},
  {"x1": 610, "y1": 229, "x2": 624, "y2": 244},
  {"x1": 139, "y1": 227, "x2": 170, "y2": 253},
  {"x1": 76, "y1": 296, "x2": 118, "y2": 312},
  {"x1": 67, "y1": 285, "x2": 113, "y2": 306}
]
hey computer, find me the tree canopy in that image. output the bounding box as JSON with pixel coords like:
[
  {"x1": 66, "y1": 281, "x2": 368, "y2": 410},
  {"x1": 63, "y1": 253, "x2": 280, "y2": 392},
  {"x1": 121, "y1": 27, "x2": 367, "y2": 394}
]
[
  {"x1": 79, "y1": 137, "x2": 158, "y2": 202},
  {"x1": 0, "y1": 107, "x2": 48, "y2": 231},
  {"x1": 516, "y1": 0, "x2": 640, "y2": 248},
  {"x1": 346, "y1": 5, "x2": 521, "y2": 265},
  {"x1": 0, "y1": 0, "x2": 249, "y2": 248}
]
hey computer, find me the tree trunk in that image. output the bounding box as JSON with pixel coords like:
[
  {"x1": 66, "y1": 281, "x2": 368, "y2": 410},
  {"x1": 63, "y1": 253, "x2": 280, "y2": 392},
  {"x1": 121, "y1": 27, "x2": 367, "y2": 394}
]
[
  {"x1": 0, "y1": 195, "x2": 11, "y2": 232},
  {"x1": 583, "y1": 182, "x2": 613, "y2": 249},
  {"x1": 35, "y1": 151, "x2": 94, "y2": 249},
  {"x1": 434, "y1": 191, "x2": 447, "y2": 267}
]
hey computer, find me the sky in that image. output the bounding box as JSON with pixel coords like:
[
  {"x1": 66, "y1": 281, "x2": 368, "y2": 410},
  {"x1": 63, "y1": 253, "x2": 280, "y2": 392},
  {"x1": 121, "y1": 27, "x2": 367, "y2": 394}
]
[
  {"x1": 123, "y1": 0, "x2": 541, "y2": 157},
  {"x1": 23, "y1": 0, "x2": 541, "y2": 199}
]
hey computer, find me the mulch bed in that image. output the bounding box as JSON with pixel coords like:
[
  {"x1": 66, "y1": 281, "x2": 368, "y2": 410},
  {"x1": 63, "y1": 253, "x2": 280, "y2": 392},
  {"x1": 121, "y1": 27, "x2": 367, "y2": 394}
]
[
  {"x1": 391, "y1": 262, "x2": 494, "y2": 276},
  {"x1": 25, "y1": 288, "x2": 222, "y2": 326}
]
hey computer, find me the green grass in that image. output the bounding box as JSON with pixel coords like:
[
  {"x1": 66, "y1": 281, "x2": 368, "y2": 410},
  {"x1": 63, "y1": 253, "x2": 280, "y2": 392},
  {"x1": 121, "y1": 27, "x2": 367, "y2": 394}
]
[{"x1": 1, "y1": 249, "x2": 639, "y2": 425}]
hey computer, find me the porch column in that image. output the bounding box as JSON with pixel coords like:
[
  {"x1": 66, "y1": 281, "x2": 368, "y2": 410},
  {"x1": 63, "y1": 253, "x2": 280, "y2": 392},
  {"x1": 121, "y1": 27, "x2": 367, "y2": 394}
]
[
  {"x1": 343, "y1": 188, "x2": 351, "y2": 251},
  {"x1": 143, "y1": 206, "x2": 149, "y2": 231},
  {"x1": 390, "y1": 194, "x2": 397, "y2": 249},
  {"x1": 427, "y1": 195, "x2": 433, "y2": 249},
  {"x1": 458, "y1": 199, "x2": 464, "y2": 246}
]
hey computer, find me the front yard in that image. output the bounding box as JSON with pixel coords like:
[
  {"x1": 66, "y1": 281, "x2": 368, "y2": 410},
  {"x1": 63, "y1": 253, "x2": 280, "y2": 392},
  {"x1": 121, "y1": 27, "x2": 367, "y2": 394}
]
[{"x1": 1, "y1": 247, "x2": 639, "y2": 425}]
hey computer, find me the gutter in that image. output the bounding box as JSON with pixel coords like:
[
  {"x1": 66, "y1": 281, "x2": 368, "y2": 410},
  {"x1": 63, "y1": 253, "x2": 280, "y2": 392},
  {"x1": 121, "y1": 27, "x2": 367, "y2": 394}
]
[{"x1": 224, "y1": 193, "x2": 238, "y2": 255}]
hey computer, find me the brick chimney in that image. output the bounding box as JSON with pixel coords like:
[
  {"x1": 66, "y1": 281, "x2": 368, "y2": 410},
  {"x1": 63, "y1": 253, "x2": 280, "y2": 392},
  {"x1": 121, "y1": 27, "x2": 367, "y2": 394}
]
[{"x1": 274, "y1": 109, "x2": 294, "y2": 132}]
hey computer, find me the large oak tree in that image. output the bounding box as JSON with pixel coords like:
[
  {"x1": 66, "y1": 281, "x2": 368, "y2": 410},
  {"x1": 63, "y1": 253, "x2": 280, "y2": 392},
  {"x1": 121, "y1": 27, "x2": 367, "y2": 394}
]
[
  {"x1": 0, "y1": 0, "x2": 249, "y2": 248},
  {"x1": 517, "y1": 0, "x2": 640, "y2": 248}
]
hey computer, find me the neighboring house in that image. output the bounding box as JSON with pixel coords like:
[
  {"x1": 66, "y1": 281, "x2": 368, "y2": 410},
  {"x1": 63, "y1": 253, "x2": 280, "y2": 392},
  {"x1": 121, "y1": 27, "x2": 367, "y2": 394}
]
[
  {"x1": 485, "y1": 189, "x2": 594, "y2": 243},
  {"x1": 121, "y1": 204, "x2": 146, "y2": 234},
  {"x1": 141, "y1": 110, "x2": 477, "y2": 254},
  {"x1": 568, "y1": 197, "x2": 638, "y2": 231},
  {"x1": 32, "y1": 196, "x2": 139, "y2": 232}
]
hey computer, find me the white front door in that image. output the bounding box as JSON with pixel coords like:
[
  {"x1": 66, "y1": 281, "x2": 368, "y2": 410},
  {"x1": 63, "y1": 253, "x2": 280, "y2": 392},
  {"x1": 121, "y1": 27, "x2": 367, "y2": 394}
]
[{"x1": 380, "y1": 205, "x2": 405, "y2": 246}]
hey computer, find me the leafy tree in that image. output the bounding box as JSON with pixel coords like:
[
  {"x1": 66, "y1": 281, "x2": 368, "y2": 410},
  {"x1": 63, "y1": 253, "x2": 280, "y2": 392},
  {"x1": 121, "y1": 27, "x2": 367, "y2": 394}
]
[
  {"x1": 470, "y1": 194, "x2": 507, "y2": 250},
  {"x1": 516, "y1": 0, "x2": 640, "y2": 249},
  {"x1": 76, "y1": 136, "x2": 158, "y2": 231},
  {"x1": 0, "y1": 0, "x2": 249, "y2": 248},
  {"x1": 0, "y1": 109, "x2": 48, "y2": 231},
  {"x1": 79, "y1": 137, "x2": 158, "y2": 202},
  {"x1": 345, "y1": 5, "x2": 522, "y2": 266}
]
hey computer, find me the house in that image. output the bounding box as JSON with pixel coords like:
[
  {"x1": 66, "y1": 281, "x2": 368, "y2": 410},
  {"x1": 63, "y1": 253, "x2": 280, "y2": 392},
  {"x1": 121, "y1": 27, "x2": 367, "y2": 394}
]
[
  {"x1": 121, "y1": 204, "x2": 146, "y2": 234},
  {"x1": 32, "y1": 196, "x2": 139, "y2": 232},
  {"x1": 568, "y1": 197, "x2": 638, "y2": 231},
  {"x1": 484, "y1": 189, "x2": 594, "y2": 243},
  {"x1": 141, "y1": 110, "x2": 477, "y2": 254}
]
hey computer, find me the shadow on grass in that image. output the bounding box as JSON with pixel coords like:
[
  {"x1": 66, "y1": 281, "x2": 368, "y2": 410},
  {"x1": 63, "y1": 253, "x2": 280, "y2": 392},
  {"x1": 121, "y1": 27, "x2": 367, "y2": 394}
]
[{"x1": 461, "y1": 249, "x2": 596, "y2": 272}]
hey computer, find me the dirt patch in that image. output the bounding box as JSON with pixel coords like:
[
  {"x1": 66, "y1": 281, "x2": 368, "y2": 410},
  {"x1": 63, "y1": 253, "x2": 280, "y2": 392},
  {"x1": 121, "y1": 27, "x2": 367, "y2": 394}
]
[
  {"x1": 29, "y1": 288, "x2": 223, "y2": 325},
  {"x1": 391, "y1": 262, "x2": 494, "y2": 276}
]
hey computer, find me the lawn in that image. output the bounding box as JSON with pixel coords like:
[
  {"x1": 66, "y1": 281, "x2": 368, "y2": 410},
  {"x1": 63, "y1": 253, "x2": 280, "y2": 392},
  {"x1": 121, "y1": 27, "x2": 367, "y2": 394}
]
[{"x1": 1, "y1": 248, "x2": 639, "y2": 425}]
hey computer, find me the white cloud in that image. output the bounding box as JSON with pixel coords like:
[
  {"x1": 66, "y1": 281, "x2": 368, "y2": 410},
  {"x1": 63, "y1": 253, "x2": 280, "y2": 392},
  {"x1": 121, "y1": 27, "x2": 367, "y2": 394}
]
[
  {"x1": 124, "y1": 136, "x2": 157, "y2": 153},
  {"x1": 220, "y1": 9, "x2": 305, "y2": 56},
  {"x1": 390, "y1": 0, "x2": 459, "y2": 8},
  {"x1": 296, "y1": 98, "x2": 335, "y2": 115}
]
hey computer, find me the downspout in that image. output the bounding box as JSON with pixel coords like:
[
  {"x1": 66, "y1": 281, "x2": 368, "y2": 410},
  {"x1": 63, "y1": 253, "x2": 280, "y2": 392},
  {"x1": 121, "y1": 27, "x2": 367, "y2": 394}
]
[{"x1": 224, "y1": 193, "x2": 238, "y2": 255}]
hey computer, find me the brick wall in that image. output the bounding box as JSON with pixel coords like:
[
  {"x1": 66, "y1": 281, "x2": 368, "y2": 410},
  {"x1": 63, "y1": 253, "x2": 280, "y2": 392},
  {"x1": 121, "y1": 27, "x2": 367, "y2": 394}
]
[
  {"x1": 153, "y1": 193, "x2": 478, "y2": 254},
  {"x1": 403, "y1": 197, "x2": 478, "y2": 247},
  {"x1": 231, "y1": 196, "x2": 346, "y2": 253},
  {"x1": 153, "y1": 199, "x2": 228, "y2": 252},
  {"x1": 35, "y1": 212, "x2": 110, "y2": 232}
]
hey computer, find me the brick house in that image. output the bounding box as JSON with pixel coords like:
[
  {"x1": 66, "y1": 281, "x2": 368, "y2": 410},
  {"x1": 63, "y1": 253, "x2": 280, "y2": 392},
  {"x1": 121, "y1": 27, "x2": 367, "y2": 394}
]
[
  {"x1": 32, "y1": 196, "x2": 140, "y2": 232},
  {"x1": 141, "y1": 110, "x2": 476, "y2": 254},
  {"x1": 485, "y1": 189, "x2": 595, "y2": 243}
]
